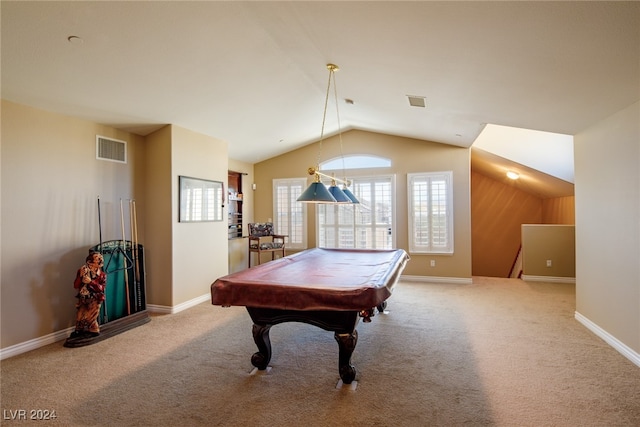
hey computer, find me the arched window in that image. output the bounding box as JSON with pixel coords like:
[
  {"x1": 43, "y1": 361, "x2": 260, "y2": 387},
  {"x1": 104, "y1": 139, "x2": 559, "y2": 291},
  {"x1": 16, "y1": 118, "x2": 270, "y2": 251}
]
[{"x1": 320, "y1": 155, "x2": 391, "y2": 171}]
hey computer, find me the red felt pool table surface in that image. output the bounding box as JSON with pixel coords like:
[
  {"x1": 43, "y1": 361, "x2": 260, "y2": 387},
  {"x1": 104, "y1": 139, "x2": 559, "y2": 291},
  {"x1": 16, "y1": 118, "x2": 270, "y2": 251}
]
[{"x1": 211, "y1": 248, "x2": 409, "y2": 311}]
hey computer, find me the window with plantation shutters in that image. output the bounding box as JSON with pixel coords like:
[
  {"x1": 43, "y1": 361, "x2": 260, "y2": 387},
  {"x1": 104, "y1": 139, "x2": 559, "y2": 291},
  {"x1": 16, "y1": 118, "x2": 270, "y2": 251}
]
[
  {"x1": 318, "y1": 175, "x2": 395, "y2": 249},
  {"x1": 408, "y1": 171, "x2": 453, "y2": 254},
  {"x1": 273, "y1": 178, "x2": 307, "y2": 250}
]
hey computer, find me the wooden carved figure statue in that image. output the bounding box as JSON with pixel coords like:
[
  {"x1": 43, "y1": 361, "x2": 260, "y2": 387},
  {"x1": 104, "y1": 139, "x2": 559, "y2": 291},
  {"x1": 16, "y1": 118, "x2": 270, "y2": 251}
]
[{"x1": 70, "y1": 251, "x2": 106, "y2": 338}]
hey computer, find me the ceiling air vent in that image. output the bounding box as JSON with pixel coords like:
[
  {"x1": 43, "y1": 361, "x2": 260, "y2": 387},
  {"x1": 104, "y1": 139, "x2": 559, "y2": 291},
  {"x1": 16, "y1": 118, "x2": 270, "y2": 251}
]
[
  {"x1": 407, "y1": 95, "x2": 426, "y2": 108},
  {"x1": 96, "y1": 135, "x2": 127, "y2": 163}
]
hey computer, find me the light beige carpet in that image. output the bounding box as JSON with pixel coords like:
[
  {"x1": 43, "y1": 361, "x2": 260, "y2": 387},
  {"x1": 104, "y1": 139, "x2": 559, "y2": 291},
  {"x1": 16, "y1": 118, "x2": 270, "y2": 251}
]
[{"x1": 2, "y1": 278, "x2": 639, "y2": 426}]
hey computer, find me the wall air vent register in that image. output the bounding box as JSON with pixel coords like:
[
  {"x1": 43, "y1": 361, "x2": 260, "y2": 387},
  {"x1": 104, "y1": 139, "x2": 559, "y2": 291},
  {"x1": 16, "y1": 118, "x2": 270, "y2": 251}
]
[{"x1": 96, "y1": 135, "x2": 127, "y2": 163}]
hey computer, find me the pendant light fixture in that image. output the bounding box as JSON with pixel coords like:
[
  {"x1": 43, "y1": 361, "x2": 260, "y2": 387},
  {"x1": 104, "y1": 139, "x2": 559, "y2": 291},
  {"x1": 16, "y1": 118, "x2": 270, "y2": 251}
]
[{"x1": 297, "y1": 64, "x2": 359, "y2": 204}]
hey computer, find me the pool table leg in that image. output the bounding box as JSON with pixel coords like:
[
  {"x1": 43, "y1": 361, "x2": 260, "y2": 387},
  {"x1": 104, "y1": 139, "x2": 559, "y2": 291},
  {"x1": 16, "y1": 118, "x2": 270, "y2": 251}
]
[
  {"x1": 251, "y1": 323, "x2": 272, "y2": 370},
  {"x1": 246, "y1": 307, "x2": 363, "y2": 382},
  {"x1": 377, "y1": 300, "x2": 387, "y2": 313},
  {"x1": 335, "y1": 329, "x2": 358, "y2": 384}
]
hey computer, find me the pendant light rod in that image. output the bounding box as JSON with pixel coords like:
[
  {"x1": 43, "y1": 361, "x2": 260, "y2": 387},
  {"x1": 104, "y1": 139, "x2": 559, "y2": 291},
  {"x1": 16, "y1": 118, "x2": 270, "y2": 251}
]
[{"x1": 306, "y1": 167, "x2": 351, "y2": 187}]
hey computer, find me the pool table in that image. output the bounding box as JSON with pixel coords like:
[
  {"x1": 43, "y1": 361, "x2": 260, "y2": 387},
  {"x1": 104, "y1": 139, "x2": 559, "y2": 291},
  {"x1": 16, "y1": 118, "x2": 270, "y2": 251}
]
[{"x1": 211, "y1": 247, "x2": 409, "y2": 384}]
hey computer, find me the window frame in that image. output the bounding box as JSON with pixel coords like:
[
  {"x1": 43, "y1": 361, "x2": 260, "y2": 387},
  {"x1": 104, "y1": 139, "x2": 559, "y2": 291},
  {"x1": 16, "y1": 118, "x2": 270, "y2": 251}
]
[
  {"x1": 407, "y1": 171, "x2": 454, "y2": 254},
  {"x1": 320, "y1": 154, "x2": 392, "y2": 170},
  {"x1": 316, "y1": 174, "x2": 396, "y2": 250},
  {"x1": 272, "y1": 177, "x2": 308, "y2": 250}
]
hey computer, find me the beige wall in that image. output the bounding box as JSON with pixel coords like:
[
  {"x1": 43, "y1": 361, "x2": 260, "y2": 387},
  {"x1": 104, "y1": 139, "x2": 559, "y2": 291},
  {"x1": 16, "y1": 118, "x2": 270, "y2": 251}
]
[
  {"x1": 170, "y1": 125, "x2": 229, "y2": 306},
  {"x1": 522, "y1": 225, "x2": 575, "y2": 278},
  {"x1": 574, "y1": 100, "x2": 640, "y2": 354},
  {"x1": 3, "y1": 97, "x2": 638, "y2": 363},
  {"x1": 1, "y1": 100, "x2": 144, "y2": 348},
  {"x1": 254, "y1": 129, "x2": 472, "y2": 279},
  {"x1": 144, "y1": 125, "x2": 173, "y2": 306},
  {"x1": 1, "y1": 102, "x2": 231, "y2": 351}
]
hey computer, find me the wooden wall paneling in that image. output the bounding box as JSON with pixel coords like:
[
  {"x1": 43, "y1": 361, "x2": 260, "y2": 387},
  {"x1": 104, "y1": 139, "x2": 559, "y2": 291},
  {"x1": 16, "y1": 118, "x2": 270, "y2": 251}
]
[{"x1": 471, "y1": 172, "x2": 542, "y2": 277}]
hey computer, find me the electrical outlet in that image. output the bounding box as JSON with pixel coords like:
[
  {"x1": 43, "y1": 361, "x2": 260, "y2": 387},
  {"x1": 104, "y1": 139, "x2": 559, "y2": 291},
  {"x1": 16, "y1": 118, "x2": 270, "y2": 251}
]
[
  {"x1": 546, "y1": 260, "x2": 552, "y2": 267},
  {"x1": 430, "y1": 260, "x2": 436, "y2": 267}
]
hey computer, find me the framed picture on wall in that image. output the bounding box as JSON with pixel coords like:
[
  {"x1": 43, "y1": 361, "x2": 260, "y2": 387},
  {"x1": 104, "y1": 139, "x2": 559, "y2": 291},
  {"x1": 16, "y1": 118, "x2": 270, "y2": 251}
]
[{"x1": 179, "y1": 176, "x2": 224, "y2": 222}]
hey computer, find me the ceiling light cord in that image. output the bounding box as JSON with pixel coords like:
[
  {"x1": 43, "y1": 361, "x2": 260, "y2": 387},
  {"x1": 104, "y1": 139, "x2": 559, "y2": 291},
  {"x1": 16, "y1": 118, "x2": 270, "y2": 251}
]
[
  {"x1": 331, "y1": 69, "x2": 348, "y2": 184},
  {"x1": 316, "y1": 64, "x2": 337, "y2": 171},
  {"x1": 297, "y1": 64, "x2": 359, "y2": 204}
]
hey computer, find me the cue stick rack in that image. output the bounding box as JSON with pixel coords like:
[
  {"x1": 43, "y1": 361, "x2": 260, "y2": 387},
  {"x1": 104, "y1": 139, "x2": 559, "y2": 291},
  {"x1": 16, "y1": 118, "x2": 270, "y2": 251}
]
[{"x1": 64, "y1": 198, "x2": 150, "y2": 348}]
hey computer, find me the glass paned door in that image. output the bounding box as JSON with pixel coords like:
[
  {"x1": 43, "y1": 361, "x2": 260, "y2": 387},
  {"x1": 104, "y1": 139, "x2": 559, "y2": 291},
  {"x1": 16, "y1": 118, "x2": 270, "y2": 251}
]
[{"x1": 318, "y1": 175, "x2": 394, "y2": 249}]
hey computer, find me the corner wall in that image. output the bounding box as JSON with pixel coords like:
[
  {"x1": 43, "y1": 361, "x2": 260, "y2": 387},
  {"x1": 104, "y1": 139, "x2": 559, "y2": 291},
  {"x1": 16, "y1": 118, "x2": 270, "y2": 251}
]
[
  {"x1": 170, "y1": 125, "x2": 229, "y2": 306},
  {"x1": 471, "y1": 171, "x2": 543, "y2": 277},
  {"x1": 471, "y1": 171, "x2": 575, "y2": 277},
  {"x1": 143, "y1": 125, "x2": 173, "y2": 307},
  {"x1": 522, "y1": 224, "x2": 575, "y2": 279},
  {"x1": 0, "y1": 101, "x2": 231, "y2": 355},
  {"x1": 1, "y1": 100, "x2": 144, "y2": 349},
  {"x1": 574, "y1": 100, "x2": 640, "y2": 356}
]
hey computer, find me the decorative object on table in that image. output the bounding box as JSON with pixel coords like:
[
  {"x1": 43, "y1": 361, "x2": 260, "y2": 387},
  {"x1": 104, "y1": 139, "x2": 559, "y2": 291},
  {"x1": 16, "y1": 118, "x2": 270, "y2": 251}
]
[
  {"x1": 297, "y1": 64, "x2": 359, "y2": 204},
  {"x1": 247, "y1": 222, "x2": 286, "y2": 267}
]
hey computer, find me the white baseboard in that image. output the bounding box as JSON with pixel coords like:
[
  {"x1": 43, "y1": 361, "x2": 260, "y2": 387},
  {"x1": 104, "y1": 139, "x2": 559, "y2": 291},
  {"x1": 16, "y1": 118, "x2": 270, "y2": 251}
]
[
  {"x1": 401, "y1": 275, "x2": 472, "y2": 285},
  {"x1": 0, "y1": 326, "x2": 74, "y2": 361},
  {"x1": 575, "y1": 311, "x2": 640, "y2": 368},
  {"x1": 1, "y1": 294, "x2": 211, "y2": 360},
  {"x1": 147, "y1": 293, "x2": 211, "y2": 315},
  {"x1": 521, "y1": 275, "x2": 576, "y2": 284}
]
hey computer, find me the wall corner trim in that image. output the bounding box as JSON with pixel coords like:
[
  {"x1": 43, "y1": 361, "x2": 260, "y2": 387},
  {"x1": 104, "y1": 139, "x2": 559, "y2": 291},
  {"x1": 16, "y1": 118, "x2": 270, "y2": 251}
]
[
  {"x1": 147, "y1": 293, "x2": 211, "y2": 315},
  {"x1": 575, "y1": 311, "x2": 640, "y2": 368}
]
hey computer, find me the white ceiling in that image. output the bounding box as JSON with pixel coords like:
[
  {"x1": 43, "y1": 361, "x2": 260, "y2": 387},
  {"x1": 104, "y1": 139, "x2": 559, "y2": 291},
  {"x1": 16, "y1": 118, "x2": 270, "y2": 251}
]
[{"x1": 2, "y1": 1, "x2": 639, "y2": 192}]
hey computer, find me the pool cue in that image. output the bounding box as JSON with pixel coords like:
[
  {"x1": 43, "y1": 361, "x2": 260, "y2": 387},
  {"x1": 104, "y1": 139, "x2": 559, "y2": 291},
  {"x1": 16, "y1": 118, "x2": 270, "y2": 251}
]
[
  {"x1": 97, "y1": 196, "x2": 103, "y2": 253},
  {"x1": 120, "y1": 199, "x2": 131, "y2": 315},
  {"x1": 98, "y1": 196, "x2": 108, "y2": 322},
  {"x1": 132, "y1": 199, "x2": 142, "y2": 311},
  {"x1": 129, "y1": 199, "x2": 139, "y2": 312}
]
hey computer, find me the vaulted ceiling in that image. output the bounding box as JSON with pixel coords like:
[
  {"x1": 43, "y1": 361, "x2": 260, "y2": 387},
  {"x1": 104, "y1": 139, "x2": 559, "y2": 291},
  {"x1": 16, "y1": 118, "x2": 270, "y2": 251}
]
[{"x1": 2, "y1": 2, "x2": 638, "y2": 198}]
